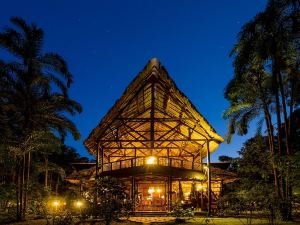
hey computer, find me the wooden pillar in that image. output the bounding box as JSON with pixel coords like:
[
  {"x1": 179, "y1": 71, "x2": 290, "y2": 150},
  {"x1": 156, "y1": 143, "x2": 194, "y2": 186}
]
[
  {"x1": 134, "y1": 148, "x2": 137, "y2": 166},
  {"x1": 101, "y1": 146, "x2": 104, "y2": 173},
  {"x1": 167, "y1": 148, "x2": 170, "y2": 166},
  {"x1": 96, "y1": 142, "x2": 100, "y2": 179},
  {"x1": 220, "y1": 180, "x2": 224, "y2": 197},
  {"x1": 131, "y1": 177, "x2": 135, "y2": 210},
  {"x1": 206, "y1": 140, "x2": 211, "y2": 214},
  {"x1": 200, "y1": 181, "x2": 204, "y2": 211},
  {"x1": 164, "y1": 180, "x2": 167, "y2": 211},
  {"x1": 168, "y1": 176, "x2": 172, "y2": 211}
]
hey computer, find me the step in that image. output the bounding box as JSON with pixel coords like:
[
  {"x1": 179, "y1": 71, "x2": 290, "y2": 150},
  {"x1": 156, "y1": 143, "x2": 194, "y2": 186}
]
[{"x1": 131, "y1": 211, "x2": 169, "y2": 217}]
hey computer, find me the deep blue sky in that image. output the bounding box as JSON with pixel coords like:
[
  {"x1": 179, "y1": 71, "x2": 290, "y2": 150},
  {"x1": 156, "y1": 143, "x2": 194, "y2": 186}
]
[{"x1": 1, "y1": 1, "x2": 267, "y2": 161}]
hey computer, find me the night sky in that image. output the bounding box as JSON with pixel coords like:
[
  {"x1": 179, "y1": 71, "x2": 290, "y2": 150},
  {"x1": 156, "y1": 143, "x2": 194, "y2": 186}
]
[{"x1": 0, "y1": 0, "x2": 267, "y2": 161}]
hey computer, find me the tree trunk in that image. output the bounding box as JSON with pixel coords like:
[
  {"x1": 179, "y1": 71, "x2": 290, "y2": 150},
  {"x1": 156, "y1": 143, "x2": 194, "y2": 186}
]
[
  {"x1": 23, "y1": 152, "x2": 31, "y2": 219},
  {"x1": 288, "y1": 77, "x2": 294, "y2": 145},
  {"x1": 273, "y1": 55, "x2": 291, "y2": 220},
  {"x1": 277, "y1": 71, "x2": 290, "y2": 155},
  {"x1": 44, "y1": 156, "x2": 48, "y2": 188},
  {"x1": 55, "y1": 175, "x2": 59, "y2": 194},
  {"x1": 21, "y1": 154, "x2": 26, "y2": 219},
  {"x1": 15, "y1": 159, "x2": 21, "y2": 221},
  {"x1": 257, "y1": 79, "x2": 280, "y2": 197}
]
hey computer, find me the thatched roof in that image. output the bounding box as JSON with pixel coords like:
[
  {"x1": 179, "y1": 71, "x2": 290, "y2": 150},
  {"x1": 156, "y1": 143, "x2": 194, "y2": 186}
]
[{"x1": 84, "y1": 58, "x2": 223, "y2": 162}]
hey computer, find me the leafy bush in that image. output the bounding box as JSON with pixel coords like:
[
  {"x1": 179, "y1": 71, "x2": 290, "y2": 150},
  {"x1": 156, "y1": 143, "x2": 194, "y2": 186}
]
[
  {"x1": 88, "y1": 176, "x2": 133, "y2": 225},
  {"x1": 170, "y1": 203, "x2": 194, "y2": 223}
]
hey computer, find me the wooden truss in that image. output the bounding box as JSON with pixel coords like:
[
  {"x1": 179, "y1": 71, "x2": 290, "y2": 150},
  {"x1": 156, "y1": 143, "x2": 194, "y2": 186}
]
[
  {"x1": 85, "y1": 58, "x2": 223, "y2": 163},
  {"x1": 84, "y1": 58, "x2": 224, "y2": 213}
]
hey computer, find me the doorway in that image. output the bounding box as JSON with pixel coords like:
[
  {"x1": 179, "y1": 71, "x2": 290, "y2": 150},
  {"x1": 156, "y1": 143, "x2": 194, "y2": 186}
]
[{"x1": 136, "y1": 180, "x2": 167, "y2": 211}]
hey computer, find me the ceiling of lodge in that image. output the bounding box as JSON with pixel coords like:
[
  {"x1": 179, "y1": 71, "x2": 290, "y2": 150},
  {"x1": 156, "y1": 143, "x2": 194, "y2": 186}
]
[{"x1": 84, "y1": 58, "x2": 224, "y2": 163}]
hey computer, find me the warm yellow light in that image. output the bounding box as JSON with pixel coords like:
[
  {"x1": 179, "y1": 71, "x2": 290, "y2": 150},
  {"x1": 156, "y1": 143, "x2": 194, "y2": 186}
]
[
  {"x1": 157, "y1": 188, "x2": 161, "y2": 193},
  {"x1": 148, "y1": 187, "x2": 155, "y2": 194},
  {"x1": 197, "y1": 184, "x2": 203, "y2": 190},
  {"x1": 146, "y1": 156, "x2": 156, "y2": 165},
  {"x1": 53, "y1": 201, "x2": 59, "y2": 207},
  {"x1": 75, "y1": 201, "x2": 83, "y2": 208}
]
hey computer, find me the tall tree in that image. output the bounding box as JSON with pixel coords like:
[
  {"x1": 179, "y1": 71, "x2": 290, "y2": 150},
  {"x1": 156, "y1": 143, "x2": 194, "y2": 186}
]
[
  {"x1": 224, "y1": 0, "x2": 300, "y2": 220},
  {"x1": 0, "y1": 17, "x2": 82, "y2": 221}
]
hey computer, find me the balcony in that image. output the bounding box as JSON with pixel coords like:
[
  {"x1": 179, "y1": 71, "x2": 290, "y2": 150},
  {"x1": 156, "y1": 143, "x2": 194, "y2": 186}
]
[{"x1": 99, "y1": 156, "x2": 206, "y2": 179}]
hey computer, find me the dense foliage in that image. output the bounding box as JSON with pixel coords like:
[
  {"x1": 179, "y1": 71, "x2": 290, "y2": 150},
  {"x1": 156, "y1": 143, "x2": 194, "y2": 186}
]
[
  {"x1": 87, "y1": 176, "x2": 133, "y2": 225},
  {"x1": 223, "y1": 0, "x2": 300, "y2": 220},
  {"x1": 0, "y1": 17, "x2": 83, "y2": 221},
  {"x1": 219, "y1": 134, "x2": 300, "y2": 223}
]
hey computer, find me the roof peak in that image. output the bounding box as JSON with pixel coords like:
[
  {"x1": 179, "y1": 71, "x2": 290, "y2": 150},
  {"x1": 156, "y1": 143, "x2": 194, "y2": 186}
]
[{"x1": 148, "y1": 58, "x2": 160, "y2": 68}]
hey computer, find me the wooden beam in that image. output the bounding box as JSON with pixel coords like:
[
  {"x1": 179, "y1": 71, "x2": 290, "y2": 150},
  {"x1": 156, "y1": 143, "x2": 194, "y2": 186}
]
[
  {"x1": 95, "y1": 80, "x2": 150, "y2": 141},
  {"x1": 101, "y1": 146, "x2": 104, "y2": 173},
  {"x1": 206, "y1": 140, "x2": 211, "y2": 215},
  {"x1": 99, "y1": 138, "x2": 209, "y2": 143},
  {"x1": 150, "y1": 79, "x2": 156, "y2": 153},
  {"x1": 96, "y1": 142, "x2": 100, "y2": 179}
]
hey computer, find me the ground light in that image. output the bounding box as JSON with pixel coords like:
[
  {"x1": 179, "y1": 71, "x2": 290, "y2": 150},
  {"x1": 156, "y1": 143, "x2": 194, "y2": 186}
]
[
  {"x1": 74, "y1": 200, "x2": 84, "y2": 215},
  {"x1": 47, "y1": 197, "x2": 65, "y2": 213},
  {"x1": 52, "y1": 200, "x2": 60, "y2": 211},
  {"x1": 75, "y1": 200, "x2": 83, "y2": 209}
]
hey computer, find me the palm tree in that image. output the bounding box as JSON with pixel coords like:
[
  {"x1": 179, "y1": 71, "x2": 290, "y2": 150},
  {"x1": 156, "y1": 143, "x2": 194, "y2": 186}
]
[
  {"x1": 0, "y1": 17, "x2": 82, "y2": 220},
  {"x1": 226, "y1": 0, "x2": 300, "y2": 220},
  {"x1": 223, "y1": 71, "x2": 281, "y2": 197}
]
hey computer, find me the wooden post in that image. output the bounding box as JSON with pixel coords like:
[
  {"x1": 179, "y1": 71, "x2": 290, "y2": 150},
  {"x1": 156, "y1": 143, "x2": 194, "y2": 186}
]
[
  {"x1": 165, "y1": 180, "x2": 167, "y2": 211},
  {"x1": 168, "y1": 176, "x2": 172, "y2": 211},
  {"x1": 201, "y1": 181, "x2": 204, "y2": 211},
  {"x1": 167, "y1": 149, "x2": 170, "y2": 166},
  {"x1": 206, "y1": 140, "x2": 211, "y2": 214},
  {"x1": 220, "y1": 180, "x2": 224, "y2": 197},
  {"x1": 96, "y1": 142, "x2": 100, "y2": 179},
  {"x1": 101, "y1": 146, "x2": 104, "y2": 173},
  {"x1": 134, "y1": 148, "x2": 137, "y2": 166},
  {"x1": 131, "y1": 177, "x2": 135, "y2": 210}
]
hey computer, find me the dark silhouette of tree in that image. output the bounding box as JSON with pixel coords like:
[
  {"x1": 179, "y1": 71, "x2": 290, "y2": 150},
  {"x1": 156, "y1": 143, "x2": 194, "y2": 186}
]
[
  {"x1": 224, "y1": 0, "x2": 300, "y2": 220},
  {"x1": 0, "y1": 17, "x2": 82, "y2": 221}
]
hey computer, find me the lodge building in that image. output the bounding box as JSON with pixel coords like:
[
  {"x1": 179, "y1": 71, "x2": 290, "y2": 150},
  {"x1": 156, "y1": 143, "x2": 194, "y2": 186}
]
[{"x1": 80, "y1": 58, "x2": 236, "y2": 213}]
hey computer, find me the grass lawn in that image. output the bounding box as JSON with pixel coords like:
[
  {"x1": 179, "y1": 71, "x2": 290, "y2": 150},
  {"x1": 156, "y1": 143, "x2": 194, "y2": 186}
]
[
  {"x1": 154, "y1": 217, "x2": 300, "y2": 225},
  {"x1": 4, "y1": 217, "x2": 300, "y2": 225}
]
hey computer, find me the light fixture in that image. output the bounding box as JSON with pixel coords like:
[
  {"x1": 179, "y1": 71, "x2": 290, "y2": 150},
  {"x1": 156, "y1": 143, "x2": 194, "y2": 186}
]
[
  {"x1": 148, "y1": 187, "x2": 155, "y2": 194},
  {"x1": 75, "y1": 200, "x2": 83, "y2": 208},
  {"x1": 197, "y1": 184, "x2": 203, "y2": 191},
  {"x1": 157, "y1": 188, "x2": 161, "y2": 193},
  {"x1": 146, "y1": 156, "x2": 156, "y2": 165},
  {"x1": 53, "y1": 201, "x2": 59, "y2": 207}
]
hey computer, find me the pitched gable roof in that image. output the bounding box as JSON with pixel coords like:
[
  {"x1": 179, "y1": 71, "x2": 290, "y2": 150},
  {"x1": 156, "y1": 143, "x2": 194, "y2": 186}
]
[{"x1": 84, "y1": 58, "x2": 223, "y2": 161}]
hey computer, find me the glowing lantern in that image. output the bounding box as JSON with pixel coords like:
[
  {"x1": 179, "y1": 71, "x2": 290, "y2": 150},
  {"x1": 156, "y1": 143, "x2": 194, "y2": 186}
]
[
  {"x1": 146, "y1": 156, "x2": 156, "y2": 165},
  {"x1": 148, "y1": 187, "x2": 155, "y2": 194}
]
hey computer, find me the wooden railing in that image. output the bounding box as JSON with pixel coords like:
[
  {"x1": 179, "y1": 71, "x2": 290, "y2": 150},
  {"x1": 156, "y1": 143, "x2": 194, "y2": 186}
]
[{"x1": 101, "y1": 156, "x2": 204, "y2": 172}]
